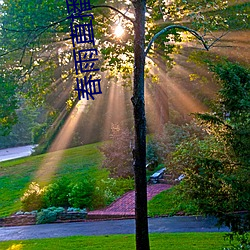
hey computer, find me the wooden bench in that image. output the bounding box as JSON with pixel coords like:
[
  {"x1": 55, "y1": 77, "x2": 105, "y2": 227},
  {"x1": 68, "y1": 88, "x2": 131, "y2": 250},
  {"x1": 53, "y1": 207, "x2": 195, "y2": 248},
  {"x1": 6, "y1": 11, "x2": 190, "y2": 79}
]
[{"x1": 149, "y1": 168, "x2": 165, "y2": 184}]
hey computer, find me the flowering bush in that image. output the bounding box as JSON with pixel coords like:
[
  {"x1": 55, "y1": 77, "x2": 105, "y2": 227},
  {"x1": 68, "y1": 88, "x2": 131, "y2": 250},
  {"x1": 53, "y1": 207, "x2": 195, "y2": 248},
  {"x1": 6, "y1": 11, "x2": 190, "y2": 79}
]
[{"x1": 21, "y1": 182, "x2": 45, "y2": 211}]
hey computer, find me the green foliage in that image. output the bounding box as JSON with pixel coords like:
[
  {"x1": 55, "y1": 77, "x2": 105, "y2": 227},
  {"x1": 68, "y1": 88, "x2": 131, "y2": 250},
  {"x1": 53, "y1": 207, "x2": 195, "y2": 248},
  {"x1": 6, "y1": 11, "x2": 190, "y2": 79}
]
[
  {"x1": 223, "y1": 232, "x2": 250, "y2": 250},
  {"x1": 93, "y1": 178, "x2": 118, "y2": 208},
  {"x1": 99, "y1": 124, "x2": 134, "y2": 178},
  {"x1": 93, "y1": 177, "x2": 134, "y2": 208},
  {"x1": 0, "y1": 76, "x2": 18, "y2": 136},
  {"x1": 36, "y1": 206, "x2": 64, "y2": 224},
  {"x1": 209, "y1": 2, "x2": 250, "y2": 30},
  {"x1": 168, "y1": 61, "x2": 250, "y2": 233},
  {"x1": 68, "y1": 180, "x2": 94, "y2": 209},
  {"x1": 67, "y1": 207, "x2": 86, "y2": 213},
  {"x1": 43, "y1": 178, "x2": 71, "y2": 208},
  {"x1": 20, "y1": 182, "x2": 45, "y2": 212},
  {"x1": 197, "y1": 62, "x2": 250, "y2": 167},
  {"x1": 146, "y1": 141, "x2": 160, "y2": 171},
  {"x1": 32, "y1": 123, "x2": 48, "y2": 144},
  {"x1": 20, "y1": 173, "x2": 133, "y2": 212},
  {"x1": 0, "y1": 0, "x2": 238, "y2": 111},
  {"x1": 24, "y1": 178, "x2": 94, "y2": 211},
  {"x1": 0, "y1": 104, "x2": 43, "y2": 148},
  {"x1": 34, "y1": 111, "x2": 69, "y2": 155},
  {"x1": 168, "y1": 136, "x2": 240, "y2": 212},
  {"x1": 113, "y1": 177, "x2": 134, "y2": 196},
  {"x1": 43, "y1": 177, "x2": 95, "y2": 209}
]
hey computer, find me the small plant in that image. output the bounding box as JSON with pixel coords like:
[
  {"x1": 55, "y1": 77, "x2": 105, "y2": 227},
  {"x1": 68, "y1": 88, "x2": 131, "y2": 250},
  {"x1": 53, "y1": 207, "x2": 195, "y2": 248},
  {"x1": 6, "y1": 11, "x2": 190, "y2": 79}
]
[
  {"x1": 36, "y1": 206, "x2": 64, "y2": 224},
  {"x1": 223, "y1": 233, "x2": 250, "y2": 250},
  {"x1": 67, "y1": 207, "x2": 87, "y2": 213},
  {"x1": 67, "y1": 207, "x2": 80, "y2": 212},
  {"x1": 93, "y1": 178, "x2": 116, "y2": 208},
  {"x1": 21, "y1": 182, "x2": 45, "y2": 211}
]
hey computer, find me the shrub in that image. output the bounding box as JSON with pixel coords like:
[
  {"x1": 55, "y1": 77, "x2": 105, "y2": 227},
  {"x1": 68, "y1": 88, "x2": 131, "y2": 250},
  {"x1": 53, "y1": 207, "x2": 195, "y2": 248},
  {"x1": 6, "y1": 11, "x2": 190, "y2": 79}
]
[
  {"x1": 36, "y1": 206, "x2": 64, "y2": 224},
  {"x1": 43, "y1": 177, "x2": 71, "y2": 208},
  {"x1": 99, "y1": 124, "x2": 134, "y2": 178},
  {"x1": 68, "y1": 180, "x2": 94, "y2": 209},
  {"x1": 21, "y1": 182, "x2": 45, "y2": 211},
  {"x1": 168, "y1": 61, "x2": 250, "y2": 233},
  {"x1": 92, "y1": 178, "x2": 116, "y2": 209}
]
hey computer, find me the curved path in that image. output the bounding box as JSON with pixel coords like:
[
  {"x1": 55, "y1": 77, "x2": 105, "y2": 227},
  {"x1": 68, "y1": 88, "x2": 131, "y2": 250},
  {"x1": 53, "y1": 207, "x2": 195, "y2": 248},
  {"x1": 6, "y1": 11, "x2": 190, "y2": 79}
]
[{"x1": 88, "y1": 184, "x2": 171, "y2": 219}]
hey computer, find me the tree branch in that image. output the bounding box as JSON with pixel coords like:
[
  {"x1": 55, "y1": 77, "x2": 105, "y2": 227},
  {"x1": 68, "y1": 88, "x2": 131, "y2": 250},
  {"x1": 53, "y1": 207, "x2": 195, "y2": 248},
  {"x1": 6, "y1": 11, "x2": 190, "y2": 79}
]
[
  {"x1": 205, "y1": 30, "x2": 230, "y2": 49},
  {"x1": 0, "y1": 16, "x2": 69, "y2": 57},
  {"x1": 1, "y1": 15, "x2": 69, "y2": 33},
  {"x1": 91, "y1": 5, "x2": 135, "y2": 24},
  {"x1": 0, "y1": 26, "x2": 49, "y2": 57},
  {"x1": 1, "y1": 5, "x2": 134, "y2": 57},
  {"x1": 145, "y1": 25, "x2": 211, "y2": 56}
]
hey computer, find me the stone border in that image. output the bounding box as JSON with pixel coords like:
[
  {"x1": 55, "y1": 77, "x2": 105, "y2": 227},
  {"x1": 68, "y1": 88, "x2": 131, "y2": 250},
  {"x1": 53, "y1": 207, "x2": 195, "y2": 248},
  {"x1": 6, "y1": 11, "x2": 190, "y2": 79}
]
[{"x1": 0, "y1": 212, "x2": 87, "y2": 227}]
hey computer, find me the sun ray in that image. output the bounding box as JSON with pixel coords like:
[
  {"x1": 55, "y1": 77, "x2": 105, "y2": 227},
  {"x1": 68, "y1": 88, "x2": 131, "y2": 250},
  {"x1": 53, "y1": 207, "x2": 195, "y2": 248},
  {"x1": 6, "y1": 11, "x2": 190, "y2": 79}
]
[{"x1": 35, "y1": 99, "x2": 88, "y2": 184}]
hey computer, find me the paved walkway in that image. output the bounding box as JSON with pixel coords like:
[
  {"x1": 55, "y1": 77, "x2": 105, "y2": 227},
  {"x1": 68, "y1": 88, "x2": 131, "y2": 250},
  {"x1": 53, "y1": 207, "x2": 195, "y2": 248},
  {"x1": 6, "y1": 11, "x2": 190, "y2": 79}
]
[
  {"x1": 88, "y1": 184, "x2": 171, "y2": 219},
  {"x1": 0, "y1": 216, "x2": 230, "y2": 241}
]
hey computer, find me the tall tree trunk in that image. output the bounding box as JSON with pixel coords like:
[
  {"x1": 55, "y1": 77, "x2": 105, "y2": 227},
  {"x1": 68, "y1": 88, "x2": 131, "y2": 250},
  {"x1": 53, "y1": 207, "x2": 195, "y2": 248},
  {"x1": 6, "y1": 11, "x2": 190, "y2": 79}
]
[{"x1": 131, "y1": 1, "x2": 150, "y2": 250}]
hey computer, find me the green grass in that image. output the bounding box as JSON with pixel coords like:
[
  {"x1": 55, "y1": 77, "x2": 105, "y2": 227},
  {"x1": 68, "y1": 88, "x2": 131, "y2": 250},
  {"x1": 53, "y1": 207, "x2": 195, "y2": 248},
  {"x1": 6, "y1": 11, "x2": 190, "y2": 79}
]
[
  {"x1": 0, "y1": 143, "x2": 104, "y2": 217},
  {"x1": 148, "y1": 186, "x2": 199, "y2": 217},
  {"x1": 0, "y1": 233, "x2": 230, "y2": 250},
  {"x1": 0, "y1": 141, "x2": 196, "y2": 218}
]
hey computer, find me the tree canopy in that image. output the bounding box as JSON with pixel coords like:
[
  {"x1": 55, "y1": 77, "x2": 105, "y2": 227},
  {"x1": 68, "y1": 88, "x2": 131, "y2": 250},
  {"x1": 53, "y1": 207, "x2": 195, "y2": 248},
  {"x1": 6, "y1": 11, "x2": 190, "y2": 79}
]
[
  {"x1": 0, "y1": 0, "x2": 248, "y2": 133},
  {"x1": 168, "y1": 60, "x2": 250, "y2": 233}
]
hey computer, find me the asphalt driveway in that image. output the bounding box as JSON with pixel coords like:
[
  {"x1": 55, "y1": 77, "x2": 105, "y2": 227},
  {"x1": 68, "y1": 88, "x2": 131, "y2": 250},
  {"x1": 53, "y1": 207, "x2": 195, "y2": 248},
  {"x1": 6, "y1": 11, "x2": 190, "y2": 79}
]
[
  {"x1": 0, "y1": 216, "x2": 230, "y2": 241},
  {"x1": 0, "y1": 145, "x2": 37, "y2": 162}
]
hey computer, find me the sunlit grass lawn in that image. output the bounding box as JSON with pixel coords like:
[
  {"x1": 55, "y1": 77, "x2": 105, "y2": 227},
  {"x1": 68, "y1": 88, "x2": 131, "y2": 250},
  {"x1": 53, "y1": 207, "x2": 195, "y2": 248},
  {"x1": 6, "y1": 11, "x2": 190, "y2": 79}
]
[
  {"x1": 148, "y1": 186, "x2": 199, "y2": 217},
  {"x1": 0, "y1": 140, "x2": 188, "y2": 219},
  {"x1": 0, "y1": 143, "x2": 103, "y2": 217},
  {"x1": 0, "y1": 140, "x2": 201, "y2": 219},
  {"x1": 0, "y1": 233, "x2": 230, "y2": 250}
]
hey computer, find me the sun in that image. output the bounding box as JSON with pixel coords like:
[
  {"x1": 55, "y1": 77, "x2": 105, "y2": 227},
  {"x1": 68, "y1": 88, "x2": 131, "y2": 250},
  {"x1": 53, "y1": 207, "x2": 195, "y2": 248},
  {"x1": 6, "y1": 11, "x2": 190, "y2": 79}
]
[{"x1": 114, "y1": 24, "x2": 124, "y2": 38}]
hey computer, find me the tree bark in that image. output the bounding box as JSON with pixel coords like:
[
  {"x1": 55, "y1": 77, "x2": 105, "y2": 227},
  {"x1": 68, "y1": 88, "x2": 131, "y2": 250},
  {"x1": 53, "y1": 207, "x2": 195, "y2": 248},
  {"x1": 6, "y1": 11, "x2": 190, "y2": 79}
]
[{"x1": 131, "y1": 1, "x2": 150, "y2": 250}]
